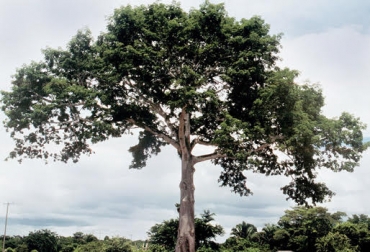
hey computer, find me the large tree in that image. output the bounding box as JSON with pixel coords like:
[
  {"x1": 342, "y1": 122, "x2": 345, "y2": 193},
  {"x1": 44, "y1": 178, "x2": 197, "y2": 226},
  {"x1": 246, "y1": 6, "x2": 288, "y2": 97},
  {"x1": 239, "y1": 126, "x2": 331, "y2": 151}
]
[
  {"x1": 25, "y1": 229, "x2": 58, "y2": 252},
  {"x1": 276, "y1": 206, "x2": 346, "y2": 251},
  {"x1": 1, "y1": 2, "x2": 368, "y2": 252}
]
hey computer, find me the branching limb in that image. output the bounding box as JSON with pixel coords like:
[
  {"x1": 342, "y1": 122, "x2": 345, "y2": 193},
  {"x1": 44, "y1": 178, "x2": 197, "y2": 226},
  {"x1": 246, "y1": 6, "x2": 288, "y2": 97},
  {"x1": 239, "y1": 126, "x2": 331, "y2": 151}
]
[
  {"x1": 190, "y1": 138, "x2": 217, "y2": 151},
  {"x1": 127, "y1": 118, "x2": 180, "y2": 151},
  {"x1": 194, "y1": 136, "x2": 283, "y2": 164},
  {"x1": 32, "y1": 92, "x2": 86, "y2": 107},
  {"x1": 194, "y1": 151, "x2": 227, "y2": 164},
  {"x1": 123, "y1": 78, "x2": 178, "y2": 139}
]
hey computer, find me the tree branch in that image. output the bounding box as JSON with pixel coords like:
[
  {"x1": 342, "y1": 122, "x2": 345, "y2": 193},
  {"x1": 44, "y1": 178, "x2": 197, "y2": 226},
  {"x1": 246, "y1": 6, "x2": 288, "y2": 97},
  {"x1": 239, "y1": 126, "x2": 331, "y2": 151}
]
[
  {"x1": 127, "y1": 118, "x2": 180, "y2": 151},
  {"x1": 190, "y1": 138, "x2": 217, "y2": 151},
  {"x1": 193, "y1": 136, "x2": 284, "y2": 164},
  {"x1": 194, "y1": 151, "x2": 227, "y2": 164},
  {"x1": 31, "y1": 92, "x2": 86, "y2": 107},
  {"x1": 123, "y1": 78, "x2": 178, "y2": 139}
]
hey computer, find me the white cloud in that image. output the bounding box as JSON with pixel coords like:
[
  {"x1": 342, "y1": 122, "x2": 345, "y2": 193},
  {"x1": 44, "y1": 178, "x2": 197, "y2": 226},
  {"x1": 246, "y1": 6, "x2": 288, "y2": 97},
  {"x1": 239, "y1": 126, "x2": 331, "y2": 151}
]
[
  {"x1": 280, "y1": 25, "x2": 370, "y2": 134},
  {"x1": 224, "y1": 0, "x2": 370, "y2": 37}
]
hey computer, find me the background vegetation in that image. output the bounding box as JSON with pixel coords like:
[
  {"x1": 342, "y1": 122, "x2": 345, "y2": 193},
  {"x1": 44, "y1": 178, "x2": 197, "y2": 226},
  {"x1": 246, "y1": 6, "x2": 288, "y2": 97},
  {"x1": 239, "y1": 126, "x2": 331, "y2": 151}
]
[{"x1": 2, "y1": 206, "x2": 370, "y2": 252}]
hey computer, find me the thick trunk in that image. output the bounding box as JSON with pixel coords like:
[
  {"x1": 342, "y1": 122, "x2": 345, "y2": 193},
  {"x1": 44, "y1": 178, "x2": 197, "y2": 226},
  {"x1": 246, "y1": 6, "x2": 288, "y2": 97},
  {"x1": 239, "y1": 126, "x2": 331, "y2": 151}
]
[
  {"x1": 175, "y1": 153, "x2": 195, "y2": 252},
  {"x1": 176, "y1": 109, "x2": 196, "y2": 252}
]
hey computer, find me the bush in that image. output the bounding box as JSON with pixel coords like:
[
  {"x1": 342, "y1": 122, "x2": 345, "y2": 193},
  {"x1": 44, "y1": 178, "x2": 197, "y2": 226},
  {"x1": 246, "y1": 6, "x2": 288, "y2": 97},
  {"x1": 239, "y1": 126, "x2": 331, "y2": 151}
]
[
  {"x1": 74, "y1": 241, "x2": 104, "y2": 252},
  {"x1": 105, "y1": 237, "x2": 133, "y2": 252},
  {"x1": 148, "y1": 244, "x2": 169, "y2": 252}
]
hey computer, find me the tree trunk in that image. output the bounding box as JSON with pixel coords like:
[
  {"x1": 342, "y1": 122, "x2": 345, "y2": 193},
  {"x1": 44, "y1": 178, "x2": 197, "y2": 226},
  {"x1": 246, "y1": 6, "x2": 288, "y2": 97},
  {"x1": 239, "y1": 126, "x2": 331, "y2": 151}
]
[
  {"x1": 175, "y1": 153, "x2": 195, "y2": 252},
  {"x1": 176, "y1": 109, "x2": 196, "y2": 252}
]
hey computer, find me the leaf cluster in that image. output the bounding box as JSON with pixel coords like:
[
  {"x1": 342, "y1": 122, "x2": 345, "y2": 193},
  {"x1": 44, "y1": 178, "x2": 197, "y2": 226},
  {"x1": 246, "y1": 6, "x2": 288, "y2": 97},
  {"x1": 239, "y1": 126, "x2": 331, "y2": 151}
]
[{"x1": 1, "y1": 1, "x2": 368, "y2": 206}]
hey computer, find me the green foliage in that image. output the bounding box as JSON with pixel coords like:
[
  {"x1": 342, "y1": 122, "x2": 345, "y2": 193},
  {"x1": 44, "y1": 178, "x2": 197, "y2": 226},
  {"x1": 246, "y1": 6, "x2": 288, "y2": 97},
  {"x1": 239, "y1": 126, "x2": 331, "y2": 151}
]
[
  {"x1": 148, "y1": 210, "x2": 224, "y2": 251},
  {"x1": 276, "y1": 206, "x2": 345, "y2": 251},
  {"x1": 72, "y1": 232, "x2": 86, "y2": 245},
  {"x1": 1, "y1": 1, "x2": 367, "y2": 207},
  {"x1": 4, "y1": 208, "x2": 370, "y2": 252},
  {"x1": 316, "y1": 232, "x2": 356, "y2": 252},
  {"x1": 272, "y1": 228, "x2": 290, "y2": 249},
  {"x1": 25, "y1": 229, "x2": 58, "y2": 252},
  {"x1": 244, "y1": 249, "x2": 264, "y2": 252},
  {"x1": 333, "y1": 222, "x2": 370, "y2": 251},
  {"x1": 348, "y1": 214, "x2": 370, "y2": 229},
  {"x1": 195, "y1": 210, "x2": 224, "y2": 249},
  {"x1": 84, "y1": 233, "x2": 99, "y2": 243},
  {"x1": 222, "y1": 236, "x2": 269, "y2": 252},
  {"x1": 59, "y1": 244, "x2": 75, "y2": 252},
  {"x1": 74, "y1": 240, "x2": 105, "y2": 252},
  {"x1": 128, "y1": 130, "x2": 166, "y2": 169},
  {"x1": 15, "y1": 243, "x2": 28, "y2": 252},
  {"x1": 346, "y1": 214, "x2": 370, "y2": 250},
  {"x1": 148, "y1": 218, "x2": 178, "y2": 251},
  {"x1": 219, "y1": 208, "x2": 370, "y2": 252},
  {"x1": 1, "y1": 2, "x2": 369, "y2": 251},
  {"x1": 105, "y1": 237, "x2": 133, "y2": 252},
  {"x1": 254, "y1": 224, "x2": 280, "y2": 249},
  {"x1": 58, "y1": 236, "x2": 76, "y2": 252},
  {"x1": 1, "y1": 235, "x2": 24, "y2": 250},
  {"x1": 230, "y1": 221, "x2": 257, "y2": 239},
  {"x1": 147, "y1": 244, "x2": 169, "y2": 252}
]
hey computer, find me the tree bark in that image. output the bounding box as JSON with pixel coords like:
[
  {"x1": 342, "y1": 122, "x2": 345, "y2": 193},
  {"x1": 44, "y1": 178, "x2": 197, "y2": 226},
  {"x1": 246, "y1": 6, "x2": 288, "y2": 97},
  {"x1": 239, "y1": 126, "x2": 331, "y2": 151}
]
[
  {"x1": 175, "y1": 154, "x2": 196, "y2": 252},
  {"x1": 176, "y1": 109, "x2": 196, "y2": 252}
]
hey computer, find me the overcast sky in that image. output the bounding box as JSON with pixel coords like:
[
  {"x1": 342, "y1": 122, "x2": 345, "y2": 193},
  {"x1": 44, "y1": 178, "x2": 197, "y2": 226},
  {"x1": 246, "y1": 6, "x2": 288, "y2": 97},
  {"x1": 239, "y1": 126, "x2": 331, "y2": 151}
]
[{"x1": 1, "y1": 0, "x2": 370, "y2": 242}]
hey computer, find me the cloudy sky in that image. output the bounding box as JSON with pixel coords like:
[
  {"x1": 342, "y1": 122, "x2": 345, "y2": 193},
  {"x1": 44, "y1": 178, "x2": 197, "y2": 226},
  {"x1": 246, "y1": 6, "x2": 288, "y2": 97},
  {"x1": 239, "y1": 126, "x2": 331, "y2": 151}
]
[{"x1": 1, "y1": 0, "x2": 370, "y2": 242}]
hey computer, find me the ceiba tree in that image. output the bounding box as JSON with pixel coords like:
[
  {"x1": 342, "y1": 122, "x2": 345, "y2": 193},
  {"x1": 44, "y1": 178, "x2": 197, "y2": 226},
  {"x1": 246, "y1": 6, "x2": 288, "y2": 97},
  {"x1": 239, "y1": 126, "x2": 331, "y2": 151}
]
[{"x1": 1, "y1": 2, "x2": 368, "y2": 252}]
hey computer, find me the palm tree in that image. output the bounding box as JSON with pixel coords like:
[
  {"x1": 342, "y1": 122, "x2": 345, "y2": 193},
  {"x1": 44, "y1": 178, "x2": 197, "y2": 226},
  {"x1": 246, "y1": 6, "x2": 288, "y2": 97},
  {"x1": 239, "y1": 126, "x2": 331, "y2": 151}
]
[
  {"x1": 261, "y1": 224, "x2": 278, "y2": 242},
  {"x1": 231, "y1": 221, "x2": 257, "y2": 239}
]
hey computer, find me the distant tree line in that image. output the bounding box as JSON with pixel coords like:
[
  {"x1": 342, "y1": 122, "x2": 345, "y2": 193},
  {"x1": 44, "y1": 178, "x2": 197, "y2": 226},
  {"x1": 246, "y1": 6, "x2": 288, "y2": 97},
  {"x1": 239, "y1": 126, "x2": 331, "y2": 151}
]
[{"x1": 2, "y1": 206, "x2": 370, "y2": 252}]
